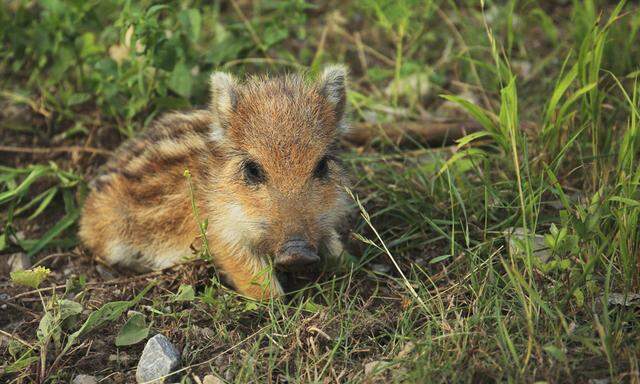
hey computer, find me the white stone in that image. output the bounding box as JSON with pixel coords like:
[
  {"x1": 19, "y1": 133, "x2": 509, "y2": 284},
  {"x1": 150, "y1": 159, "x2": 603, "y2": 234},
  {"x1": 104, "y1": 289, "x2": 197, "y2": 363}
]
[
  {"x1": 72, "y1": 375, "x2": 98, "y2": 384},
  {"x1": 605, "y1": 293, "x2": 640, "y2": 307},
  {"x1": 8, "y1": 253, "x2": 31, "y2": 272},
  {"x1": 505, "y1": 227, "x2": 551, "y2": 263},
  {"x1": 203, "y1": 375, "x2": 224, "y2": 384},
  {"x1": 371, "y1": 263, "x2": 391, "y2": 274},
  {"x1": 364, "y1": 360, "x2": 389, "y2": 376},
  {"x1": 136, "y1": 334, "x2": 181, "y2": 383}
]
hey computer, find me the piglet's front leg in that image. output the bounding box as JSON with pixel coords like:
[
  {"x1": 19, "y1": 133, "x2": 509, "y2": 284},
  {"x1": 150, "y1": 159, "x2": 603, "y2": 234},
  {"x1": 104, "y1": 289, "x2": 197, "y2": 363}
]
[{"x1": 211, "y1": 240, "x2": 284, "y2": 300}]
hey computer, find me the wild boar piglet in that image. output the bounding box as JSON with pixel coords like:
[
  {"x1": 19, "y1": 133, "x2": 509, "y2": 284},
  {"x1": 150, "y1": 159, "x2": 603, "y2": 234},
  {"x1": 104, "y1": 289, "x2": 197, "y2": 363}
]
[{"x1": 79, "y1": 66, "x2": 351, "y2": 299}]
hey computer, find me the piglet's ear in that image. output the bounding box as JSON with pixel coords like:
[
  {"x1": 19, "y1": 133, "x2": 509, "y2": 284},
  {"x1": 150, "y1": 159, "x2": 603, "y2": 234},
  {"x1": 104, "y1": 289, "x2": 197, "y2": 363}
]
[
  {"x1": 319, "y1": 65, "x2": 348, "y2": 131},
  {"x1": 209, "y1": 71, "x2": 237, "y2": 138}
]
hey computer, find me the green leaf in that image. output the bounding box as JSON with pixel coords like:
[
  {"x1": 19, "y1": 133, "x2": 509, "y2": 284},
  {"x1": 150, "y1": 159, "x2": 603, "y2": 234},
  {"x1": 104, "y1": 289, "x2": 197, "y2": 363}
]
[
  {"x1": 26, "y1": 208, "x2": 80, "y2": 257},
  {"x1": 62, "y1": 282, "x2": 155, "y2": 355},
  {"x1": 174, "y1": 284, "x2": 195, "y2": 302},
  {"x1": 37, "y1": 312, "x2": 57, "y2": 343},
  {"x1": 543, "y1": 344, "x2": 567, "y2": 362},
  {"x1": 0, "y1": 165, "x2": 50, "y2": 205},
  {"x1": 244, "y1": 301, "x2": 258, "y2": 311},
  {"x1": 429, "y1": 254, "x2": 452, "y2": 264},
  {"x1": 573, "y1": 288, "x2": 585, "y2": 307},
  {"x1": 455, "y1": 131, "x2": 493, "y2": 148},
  {"x1": 3, "y1": 352, "x2": 39, "y2": 374},
  {"x1": 436, "y1": 148, "x2": 486, "y2": 177},
  {"x1": 609, "y1": 196, "x2": 640, "y2": 207},
  {"x1": 67, "y1": 92, "x2": 91, "y2": 106},
  {"x1": 543, "y1": 63, "x2": 578, "y2": 127},
  {"x1": 303, "y1": 300, "x2": 322, "y2": 313},
  {"x1": 12, "y1": 186, "x2": 58, "y2": 220},
  {"x1": 168, "y1": 61, "x2": 193, "y2": 98},
  {"x1": 440, "y1": 95, "x2": 498, "y2": 135},
  {"x1": 179, "y1": 8, "x2": 202, "y2": 41},
  {"x1": 262, "y1": 24, "x2": 289, "y2": 47},
  {"x1": 115, "y1": 312, "x2": 149, "y2": 346},
  {"x1": 59, "y1": 299, "x2": 83, "y2": 321},
  {"x1": 0, "y1": 232, "x2": 7, "y2": 252},
  {"x1": 75, "y1": 299, "x2": 138, "y2": 338},
  {"x1": 10, "y1": 266, "x2": 51, "y2": 289},
  {"x1": 146, "y1": 4, "x2": 170, "y2": 17}
]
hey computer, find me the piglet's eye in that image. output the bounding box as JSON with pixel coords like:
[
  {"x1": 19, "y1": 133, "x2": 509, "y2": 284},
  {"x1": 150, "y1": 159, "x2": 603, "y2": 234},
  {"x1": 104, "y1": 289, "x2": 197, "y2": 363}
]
[
  {"x1": 243, "y1": 160, "x2": 266, "y2": 185},
  {"x1": 313, "y1": 156, "x2": 330, "y2": 179}
]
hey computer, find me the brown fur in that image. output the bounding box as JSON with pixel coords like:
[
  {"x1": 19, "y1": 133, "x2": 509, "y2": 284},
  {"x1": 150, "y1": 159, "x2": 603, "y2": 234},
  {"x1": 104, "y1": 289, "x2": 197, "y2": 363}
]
[{"x1": 79, "y1": 66, "x2": 351, "y2": 299}]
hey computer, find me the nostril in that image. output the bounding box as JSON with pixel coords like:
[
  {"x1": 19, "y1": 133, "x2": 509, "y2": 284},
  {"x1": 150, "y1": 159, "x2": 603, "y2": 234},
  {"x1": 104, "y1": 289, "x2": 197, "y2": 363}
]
[{"x1": 275, "y1": 238, "x2": 319, "y2": 271}]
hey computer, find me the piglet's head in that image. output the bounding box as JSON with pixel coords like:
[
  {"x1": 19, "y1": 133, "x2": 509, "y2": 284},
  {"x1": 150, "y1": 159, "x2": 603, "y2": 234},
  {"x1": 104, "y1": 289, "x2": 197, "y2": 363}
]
[{"x1": 208, "y1": 66, "x2": 350, "y2": 271}]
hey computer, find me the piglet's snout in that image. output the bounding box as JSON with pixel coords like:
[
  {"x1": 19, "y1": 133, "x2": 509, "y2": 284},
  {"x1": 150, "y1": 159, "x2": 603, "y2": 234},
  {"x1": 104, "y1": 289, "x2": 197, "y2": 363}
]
[{"x1": 275, "y1": 237, "x2": 320, "y2": 271}]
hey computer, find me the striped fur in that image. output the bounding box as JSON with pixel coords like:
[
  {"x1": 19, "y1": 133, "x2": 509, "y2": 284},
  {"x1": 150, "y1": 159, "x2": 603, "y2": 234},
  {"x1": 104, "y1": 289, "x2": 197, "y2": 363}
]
[{"x1": 79, "y1": 67, "x2": 351, "y2": 300}]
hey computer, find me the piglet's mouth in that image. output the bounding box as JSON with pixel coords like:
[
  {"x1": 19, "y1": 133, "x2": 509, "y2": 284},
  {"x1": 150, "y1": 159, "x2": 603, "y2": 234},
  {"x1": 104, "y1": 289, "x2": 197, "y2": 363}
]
[{"x1": 275, "y1": 238, "x2": 320, "y2": 271}]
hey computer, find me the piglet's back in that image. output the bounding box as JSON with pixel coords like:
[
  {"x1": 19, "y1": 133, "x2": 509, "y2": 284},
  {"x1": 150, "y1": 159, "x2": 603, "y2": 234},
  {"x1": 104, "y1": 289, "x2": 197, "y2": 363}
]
[{"x1": 79, "y1": 110, "x2": 218, "y2": 271}]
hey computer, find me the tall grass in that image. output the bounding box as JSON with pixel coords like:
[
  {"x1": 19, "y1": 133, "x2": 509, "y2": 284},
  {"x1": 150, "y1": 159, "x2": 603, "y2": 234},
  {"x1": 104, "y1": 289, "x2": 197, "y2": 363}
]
[{"x1": 1, "y1": 0, "x2": 639, "y2": 382}]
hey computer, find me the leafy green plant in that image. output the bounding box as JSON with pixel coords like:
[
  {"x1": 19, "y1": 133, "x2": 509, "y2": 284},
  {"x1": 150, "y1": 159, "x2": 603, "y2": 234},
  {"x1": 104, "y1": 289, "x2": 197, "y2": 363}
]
[
  {"x1": 115, "y1": 311, "x2": 150, "y2": 347},
  {"x1": 2, "y1": 0, "x2": 640, "y2": 382},
  {"x1": 6, "y1": 269, "x2": 154, "y2": 380}
]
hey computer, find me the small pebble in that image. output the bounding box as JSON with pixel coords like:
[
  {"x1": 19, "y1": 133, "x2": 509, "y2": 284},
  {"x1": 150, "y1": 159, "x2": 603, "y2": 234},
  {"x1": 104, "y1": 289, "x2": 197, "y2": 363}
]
[
  {"x1": 505, "y1": 227, "x2": 551, "y2": 263},
  {"x1": 224, "y1": 368, "x2": 234, "y2": 382},
  {"x1": 588, "y1": 379, "x2": 611, "y2": 384},
  {"x1": 96, "y1": 264, "x2": 116, "y2": 280},
  {"x1": 397, "y1": 341, "x2": 416, "y2": 358},
  {"x1": 8, "y1": 253, "x2": 31, "y2": 272},
  {"x1": 72, "y1": 375, "x2": 98, "y2": 384},
  {"x1": 604, "y1": 293, "x2": 640, "y2": 307},
  {"x1": 364, "y1": 360, "x2": 389, "y2": 376},
  {"x1": 203, "y1": 375, "x2": 224, "y2": 384},
  {"x1": 109, "y1": 353, "x2": 130, "y2": 363},
  {"x1": 136, "y1": 334, "x2": 181, "y2": 383},
  {"x1": 371, "y1": 263, "x2": 391, "y2": 274}
]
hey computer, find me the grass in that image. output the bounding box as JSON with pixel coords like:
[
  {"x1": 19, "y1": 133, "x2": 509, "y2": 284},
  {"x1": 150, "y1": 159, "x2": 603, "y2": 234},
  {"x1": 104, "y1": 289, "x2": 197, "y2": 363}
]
[{"x1": 1, "y1": 0, "x2": 640, "y2": 382}]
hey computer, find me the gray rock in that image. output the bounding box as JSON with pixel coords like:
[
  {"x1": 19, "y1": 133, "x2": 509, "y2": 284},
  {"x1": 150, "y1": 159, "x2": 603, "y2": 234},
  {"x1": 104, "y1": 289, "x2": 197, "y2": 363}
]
[
  {"x1": 223, "y1": 368, "x2": 234, "y2": 382},
  {"x1": 588, "y1": 379, "x2": 611, "y2": 384},
  {"x1": 72, "y1": 375, "x2": 98, "y2": 384},
  {"x1": 203, "y1": 375, "x2": 224, "y2": 384},
  {"x1": 8, "y1": 253, "x2": 31, "y2": 272},
  {"x1": 362, "y1": 110, "x2": 379, "y2": 124},
  {"x1": 505, "y1": 227, "x2": 551, "y2": 263},
  {"x1": 604, "y1": 293, "x2": 640, "y2": 307},
  {"x1": 136, "y1": 334, "x2": 181, "y2": 383},
  {"x1": 96, "y1": 264, "x2": 116, "y2": 280},
  {"x1": 384, "y1": 72, "x2": 431, "y2": 100},
  {"x1": 370, "y1": 263, "x2": 391, "y2": 274},
  {"x1": 364, "y1": 360, "x2": 389, "y2": 376},
  {"x1": 397, "y1": 341, "x2": 415, "y2": 358}
]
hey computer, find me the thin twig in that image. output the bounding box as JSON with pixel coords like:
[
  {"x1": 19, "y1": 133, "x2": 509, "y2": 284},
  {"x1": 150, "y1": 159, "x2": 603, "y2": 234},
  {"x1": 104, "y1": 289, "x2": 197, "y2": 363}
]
[
  {"x1": 334, "y1": 28, "x2": 396, "y2": 67},
  {"x1": 435, "y1": 6, "x2": 493, "y2": 110},
  {"x1": 0, "y1": 145, "x2": 112, "y2": 156},
  {"x1": 347, "y1": 188, "x2": 428, "y2": 312},
  {"x1": 346, "y1": 120, "x2": 483, "y2": 146},
  {"x1": 229, "y1": 0, "x2": 270, "y2": 57},
  {"x1": 32, "y1": 252, "x2": 73, "y2": 267},
  {"x1": 222, "y1": 57, "x2": 304, "y2": 70},
  {"x1": 9, "y1": 270, "x2": 165, "y2": 300},
  {"x1": 0, "y1": 329, "x2": 34, "y2": 349},
  {"x1": 0, "y1": 299, "x2": 40, "y2": 318}
]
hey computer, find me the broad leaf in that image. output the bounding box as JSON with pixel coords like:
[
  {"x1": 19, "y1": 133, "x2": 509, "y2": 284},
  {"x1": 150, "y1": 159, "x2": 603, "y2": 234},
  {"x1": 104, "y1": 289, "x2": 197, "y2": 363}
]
[{"x1": 115, "y1": 312, "x2": 149, "y2": 346}]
